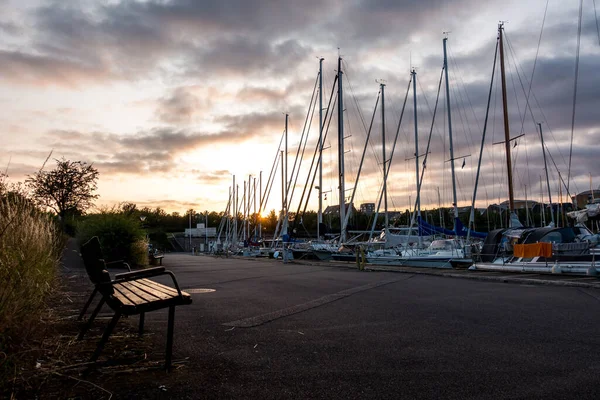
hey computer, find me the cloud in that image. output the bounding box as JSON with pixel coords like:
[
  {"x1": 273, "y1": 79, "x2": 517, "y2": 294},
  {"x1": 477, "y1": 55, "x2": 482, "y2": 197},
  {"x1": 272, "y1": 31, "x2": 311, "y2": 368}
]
[
  {"x1": 195, "y1": 169, "x2": 232, "y2": 185},
  {"x1": 0, "y1": 50, "x2": 111, "y2": 87},
  {"x1": 156, "y1": 86, "x2": 208, "y2": 124}
]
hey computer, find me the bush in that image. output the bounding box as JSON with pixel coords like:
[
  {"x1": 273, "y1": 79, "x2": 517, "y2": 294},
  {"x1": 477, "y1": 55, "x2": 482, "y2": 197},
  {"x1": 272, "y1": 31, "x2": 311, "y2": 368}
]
[
  {"x1": 0, "y1": 193, "x2": 64, "y2": 368},
  {"x1": 77, "y1": 210, "x2": 148, "y2": 267}
]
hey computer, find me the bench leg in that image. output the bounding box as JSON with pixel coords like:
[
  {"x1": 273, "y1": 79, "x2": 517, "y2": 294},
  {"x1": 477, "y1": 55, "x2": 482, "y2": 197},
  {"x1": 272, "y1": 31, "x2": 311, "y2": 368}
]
[
  {"x1": 78, "y1": 287, "x2": 98, "y2": 321},
  {"x1": 78, "y1": 297, "x2": 105, "y2": 340},
  {"x1": 139, "y1": 312, "x2": 145, "y2": 336},
  {"x1": 91, "y1": 311, "x2": 122, "y2": 363},
  {"x1": 165, "y1": 306, "x2": 175, "y2": 372}
]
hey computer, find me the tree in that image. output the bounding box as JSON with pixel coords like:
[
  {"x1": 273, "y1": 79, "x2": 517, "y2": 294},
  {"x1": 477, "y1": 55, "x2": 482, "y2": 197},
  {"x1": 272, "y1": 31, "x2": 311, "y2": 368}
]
[{"x1": 26, "y1": 158, "x2": 99, "y2": 219}]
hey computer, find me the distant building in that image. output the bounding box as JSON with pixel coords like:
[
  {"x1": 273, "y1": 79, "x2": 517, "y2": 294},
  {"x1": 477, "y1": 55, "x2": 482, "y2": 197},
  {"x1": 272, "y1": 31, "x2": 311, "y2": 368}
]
[
  {"x1": 184, "y1": 223, "x2": 217, "y2": 238},
  {"x1": 323, "y1": 203, "x2": 357, "y2": 216},
  {"x1": 572, "y1": 190, "x2": 600, "y2": 209},
  {"x1": 360, "y1": 203, "x2": 375, "y2": 214},
  {"x1": 486, "y1": 200, "x2": 573, "y2": 215}
]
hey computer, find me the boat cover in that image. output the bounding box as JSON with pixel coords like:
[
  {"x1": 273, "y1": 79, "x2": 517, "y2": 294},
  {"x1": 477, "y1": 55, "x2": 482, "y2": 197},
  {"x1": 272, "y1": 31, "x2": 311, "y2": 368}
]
[
  {"x1": 513, "y1": 242, "x2": 552, "y2": 258},
  {"x1": 418, "y1": 216, "x2": 487, "y2": 239}
]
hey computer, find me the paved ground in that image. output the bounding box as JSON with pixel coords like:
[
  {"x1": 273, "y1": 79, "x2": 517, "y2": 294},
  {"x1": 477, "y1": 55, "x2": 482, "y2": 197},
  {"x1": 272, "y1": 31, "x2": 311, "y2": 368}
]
[{"x1": 117, "y1": 253, "x2": 600, "y2": 399}]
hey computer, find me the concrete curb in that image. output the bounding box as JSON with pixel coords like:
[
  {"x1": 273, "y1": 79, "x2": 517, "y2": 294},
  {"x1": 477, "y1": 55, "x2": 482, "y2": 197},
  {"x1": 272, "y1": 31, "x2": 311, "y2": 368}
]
[{"x1": 290, "y1": 258, "x2": 600, "y2": 289}]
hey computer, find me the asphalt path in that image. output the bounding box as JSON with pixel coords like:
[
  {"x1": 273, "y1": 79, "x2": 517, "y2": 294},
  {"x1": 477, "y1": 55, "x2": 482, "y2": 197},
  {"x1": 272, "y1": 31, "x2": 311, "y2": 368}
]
[{"x1": 133, "y1": 254, "x2": 600, "y2": 399}]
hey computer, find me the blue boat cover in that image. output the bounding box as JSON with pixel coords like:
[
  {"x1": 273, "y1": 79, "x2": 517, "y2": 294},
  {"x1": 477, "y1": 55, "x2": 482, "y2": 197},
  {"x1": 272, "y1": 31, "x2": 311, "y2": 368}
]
[{"x1": 417, "y1": 216, "x2": 487, "y2": 239}]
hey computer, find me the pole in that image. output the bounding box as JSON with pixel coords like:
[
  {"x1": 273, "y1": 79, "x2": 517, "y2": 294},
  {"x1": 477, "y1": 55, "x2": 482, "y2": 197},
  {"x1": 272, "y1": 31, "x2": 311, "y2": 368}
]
[
  {"x1": 443, "y1": 37, "x2": 459, "y2": 224},
  {"x1": 232, "y1": 175, "x2": 237, "y2": 246},
  {"x1": 243, "y1": 180, "x2": 247, "y2": 241},
  {"x1": 558, "y1": 171, "x2": 563, "y2": 227},
  {"x1": 337, "y1": 56, "x2": 346, "y2": 243},
  {"x1": 205, "y1": 211, "x2": 208, "y2": 252},
  {"x1": 253, "y1": 177, "x2": 257, "y2": 239},
  {"x1": 281, "y1": 150, "x2": 286, "y2": 234},
  {"x1": 540, "y1": 175, "x2": 545, "y2": 226},
  {"x1": 412, "y1": 68, "x2": 422, "y2": 248},
  {"x1": 525, "y1": 184, "x2": 530, "y2": 226},
  {"x1": 259, "y1": 171, "x2": 263, "y2": 238},
  {"x1": 499, "y1": 23, "x2": 516, "y2": 221},
  {"x1": 538, "y1": 123, "x2": 555, "y2": 226},
  {"x1": 437, "y1": 186, "x2": 444, "y2": 229},
  {"x1": 285, "y1": 113, "x2": 289, "y2": 220},
  {"x1": 381, "y1": 82, "x2": 388, "y2": 229},
  {"x1": 189, "y1": 210, "x2": 192, "y2": 253},
  {"x1": 318, "y1": 57, "x2": 324, "y2": 240}
]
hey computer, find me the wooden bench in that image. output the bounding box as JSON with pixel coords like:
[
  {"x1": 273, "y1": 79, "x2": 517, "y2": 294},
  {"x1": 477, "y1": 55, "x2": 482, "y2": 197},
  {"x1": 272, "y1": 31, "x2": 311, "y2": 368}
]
[
  {"x1": 150, "y1": 252, "x2": 165, "y2": 265},
  {"x1": 77, "y1": 239, "x2": 131, "y2": 321},
  {"x1": 78, "y1": 236, "x2": 192, "y2": 371}
]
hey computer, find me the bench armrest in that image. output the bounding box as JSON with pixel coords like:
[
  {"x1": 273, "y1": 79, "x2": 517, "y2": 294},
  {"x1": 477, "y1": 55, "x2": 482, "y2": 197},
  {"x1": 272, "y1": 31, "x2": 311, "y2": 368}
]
[
  {"x1": 104, "y1": 259, "x2": 132, "y2": 271},
  {"x1": 114, "y1": 266, "x2": 165, "y2": 280},
  {"x1": 114, "y1": 267, "x2": 184, "y2": 299}
]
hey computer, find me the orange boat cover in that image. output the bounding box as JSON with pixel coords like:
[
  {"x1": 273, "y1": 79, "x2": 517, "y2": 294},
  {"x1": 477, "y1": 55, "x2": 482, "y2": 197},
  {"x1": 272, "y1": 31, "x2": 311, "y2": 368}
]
[{"x1": 513, "y1": 242, "x2": 553, "y2": 258}]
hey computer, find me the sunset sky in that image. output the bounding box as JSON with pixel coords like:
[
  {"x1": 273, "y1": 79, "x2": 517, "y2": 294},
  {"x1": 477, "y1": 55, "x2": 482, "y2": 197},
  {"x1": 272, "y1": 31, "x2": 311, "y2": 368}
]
[{"x1": 1, "y1": 0, "x2": 598, "y2": 215}]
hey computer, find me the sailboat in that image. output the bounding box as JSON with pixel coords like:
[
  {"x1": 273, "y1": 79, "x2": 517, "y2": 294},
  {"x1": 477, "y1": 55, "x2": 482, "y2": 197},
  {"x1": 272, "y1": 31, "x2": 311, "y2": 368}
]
[
  {"x1": 367, "y1": 36, "x2": 484, "y2": 269},
  {"x1": 470, "y1": 23, "x2": 600, "y2": 276}
]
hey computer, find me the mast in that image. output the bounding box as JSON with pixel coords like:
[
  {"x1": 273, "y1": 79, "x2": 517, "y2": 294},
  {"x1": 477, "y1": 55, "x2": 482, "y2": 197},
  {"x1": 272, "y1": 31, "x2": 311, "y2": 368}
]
[
  {"x1": 259, "y1": 171, "x2": 262, "y2": 237},
  {"x1": 318, "y1": 58, "x2": 324, "y2": 239},
  {"x1": 540, "y1": 176, "x2": 545, "y2": 226},
  {"x1": 243, "y1": 180, "x2": 247, "y2": 240},
  {"x1": 248, "y1": 174, "x2": 252, "y2": 239},
  {"x1": 232, "y1": 175, "x2": 237, "y2": 246},
  {"x1": 280, "y1": 150, "x2": 287, "y2": 235},
  {"x1": 468, "y1": 34, "x2": 498, "y2": 240},
  {"x1": 437, "y1": 186, "x2": 444, "y2": 229},
  {"x1": 412, "y1": 68, "x2": 422, "y2": 247},
  {"x1": 538, "y1": 122, "x2": 555, "y2": 226},
  {"x1": 253, "y1": 176, "x2": 257, "y2": 239},
  {"x1": 498, "y1": 23, "x2": 516, "y2": 222},
  {"x1": 381, "y1": 82, "x2": 388, "y2": 229},
  {"x1": 284, "y1": 113, "x2": 289, "y2": 226},
  {"x1": 525, "y1": 184, "x2": 530, "y2": 226},
  {"x1": 443, "y1": 36, "x2": 459, "y2": 225},
  {"x1": 337, "y1": 56, "x2": 346, "y2": 243}
]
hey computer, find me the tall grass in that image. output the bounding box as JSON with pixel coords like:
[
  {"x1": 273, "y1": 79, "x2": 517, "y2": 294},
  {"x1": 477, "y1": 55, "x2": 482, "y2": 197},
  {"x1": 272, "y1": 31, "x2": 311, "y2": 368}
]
[{"x1": 0, "y1": 194, "x2": 63, "y2": 356}]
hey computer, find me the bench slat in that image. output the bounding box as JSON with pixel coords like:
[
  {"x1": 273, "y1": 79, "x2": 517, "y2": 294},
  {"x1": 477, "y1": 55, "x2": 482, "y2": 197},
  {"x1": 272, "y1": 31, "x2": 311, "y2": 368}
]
[
  {"x1": 113, "y1": 283, "x2": 153, "y2": 305},
  {"x1": 137, "y1": 278, "x2": 182, "y2": 297},
  {"x1": 125, "y1": 280, "x2": 178, "y2": 301},
  {"x1": 118, "y1": 282, "x2": 169, "y2": 304}
]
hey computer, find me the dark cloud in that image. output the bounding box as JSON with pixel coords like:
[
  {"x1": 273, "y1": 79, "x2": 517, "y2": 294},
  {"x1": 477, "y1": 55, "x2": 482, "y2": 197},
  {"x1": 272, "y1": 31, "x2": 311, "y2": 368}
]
[
  {"x1": 182, "y1": 37, "x2": 311, "y2": 80},
  {"x1": 111, "y1": 0, "x2": 332, "y2": 36},
  {"x1": 0, "y1": 50, "x2": 111, "y2": 86},
  {"x1": 2, "y1": 0, "x2": 597, "y2": 212},
  {"x1": 156, "y1": 86, "x2": 207, "y2": 124},
  {"x1": 40, "y1": 124, "x2": 285, "y2": 178},
  {"x1": 215, "y1": 111, "x2": 289, "y2": 139},
  {"x1": 0, "y1": 20, "x2": 21, "y2": 35}
]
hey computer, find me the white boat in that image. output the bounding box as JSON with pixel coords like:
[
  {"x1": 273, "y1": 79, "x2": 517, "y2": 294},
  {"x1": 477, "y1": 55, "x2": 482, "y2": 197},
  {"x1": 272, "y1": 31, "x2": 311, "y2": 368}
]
[
  {"x1": 367, "y1": 239, "x2": 471, "y2": 269},
  {"x1": 370, "y1": 227, "x2": 433, "y2": 249},
  {"x1": 471, "y1": 225, "x2": 600, "y2": 275}
]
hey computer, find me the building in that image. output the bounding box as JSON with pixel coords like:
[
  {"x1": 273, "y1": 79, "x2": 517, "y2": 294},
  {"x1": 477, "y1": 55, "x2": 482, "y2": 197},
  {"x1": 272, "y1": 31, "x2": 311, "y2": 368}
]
[
  {"x1": 323, "y1": 203, "x2": 358, "y2": 216},
  {"x1": 184, "y1": 223, "x2": 217, "y2": 238},
  {"x1": 360, "y1": 203, "x2": 375, "y2": 214},
  {"x1": 572, "y1": 190, "x2": 600, "y2": 209}
]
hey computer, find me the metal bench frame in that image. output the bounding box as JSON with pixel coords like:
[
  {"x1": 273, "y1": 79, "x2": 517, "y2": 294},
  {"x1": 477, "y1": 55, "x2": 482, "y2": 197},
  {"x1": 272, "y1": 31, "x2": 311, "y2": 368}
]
[{"x1": 78, "y1": 236, "x2": 192, "y2": 371}]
